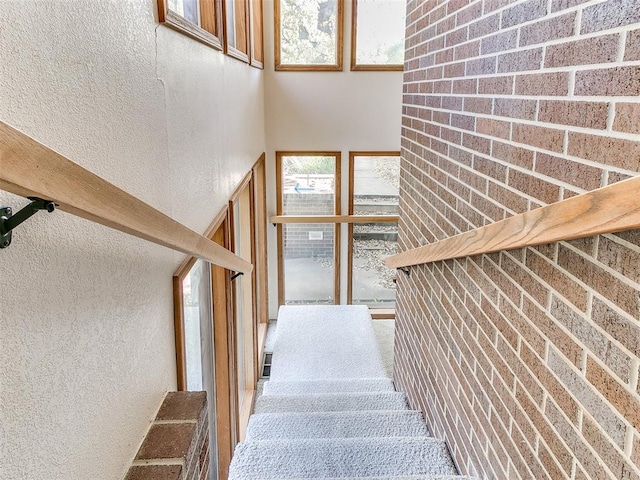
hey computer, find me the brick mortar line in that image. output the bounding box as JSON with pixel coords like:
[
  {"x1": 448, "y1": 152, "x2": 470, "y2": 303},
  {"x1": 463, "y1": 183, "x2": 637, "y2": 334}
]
[
  {"x1": 498, "y1": 247, "x2": 640, "y2": 368},
  {"x1": 402, "y1": 135, "x2": 587, "y2": 205},
  {"x1": 480, "y1": 251, "x2": 635, "y2": 393},
  {"x1": 421, "y1": 302, "x2": 539, "y2": 480},
  {"x1": 401, "y1": 122, "x2": 640, "y2": 177},
  {"x1": 399, "y1": 176, "x2": 463, "y2": 236},
  {"x1": 559, "y1": 240, "x2": 640, "y2": 291},
  {"x1": 404, "y1": 0, "x2": 605, "y2": 37},
  {"x1": 405, "y1": 19, "x2": 638, "y2": 63},
  {"x1": 404, "y1": 60, "x2": 640, "y2": 87},
  {"x1": 405, "y1": 104, "x2": 640, "y2": 143},
  {"x1": 582, "y1": 406, "x2": 640, "y2": 478},
  {"x1": 401, "y1": 91, "x2": 640, "y2": 104},
  {"x1": 402, "y1": 161, "x2": 528, "y2": 227},
  {"x1": 404, "y1": 38, "x2": 640, "y2": 74},
  {"x1": 412, "y1": 316, "x2": 510, "y2": 474}
]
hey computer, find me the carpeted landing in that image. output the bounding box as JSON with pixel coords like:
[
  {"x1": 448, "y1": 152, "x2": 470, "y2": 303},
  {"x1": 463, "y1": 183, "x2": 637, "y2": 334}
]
[{"x1": 228, "y1": 305, "x2": 472, "y2": 480}]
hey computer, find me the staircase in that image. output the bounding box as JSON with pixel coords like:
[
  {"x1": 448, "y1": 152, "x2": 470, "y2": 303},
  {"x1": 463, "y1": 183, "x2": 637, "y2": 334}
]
[{"x1": 228, "y1": 305, "x2": 471, "y2": 480}]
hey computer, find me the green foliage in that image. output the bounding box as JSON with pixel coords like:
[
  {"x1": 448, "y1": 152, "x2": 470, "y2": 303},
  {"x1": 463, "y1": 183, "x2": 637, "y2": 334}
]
[
  {"x1": 285, "y1": 156, "x2": 335, "y2": 174},
  {"x1": 280, "y1": 0, "x2": 337, "y2": 64}
]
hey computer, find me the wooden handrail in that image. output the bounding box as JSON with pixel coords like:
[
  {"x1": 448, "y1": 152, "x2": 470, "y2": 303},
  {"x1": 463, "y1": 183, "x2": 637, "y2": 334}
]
[
  {"x1": 270, "y1": 214, "x2": 399, "y2": 224},
  {"x1": 0, "y1": 121, "x2": 252, "y2": 273},
  {"x1": 386, "y1": 176, "x2": 640, "y2": 269}
]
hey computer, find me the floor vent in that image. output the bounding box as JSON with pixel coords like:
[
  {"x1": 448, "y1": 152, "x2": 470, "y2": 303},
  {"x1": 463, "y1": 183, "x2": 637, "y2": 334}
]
[{"x1": 261, "y1": 352, "x2": 273, "y2": 378}]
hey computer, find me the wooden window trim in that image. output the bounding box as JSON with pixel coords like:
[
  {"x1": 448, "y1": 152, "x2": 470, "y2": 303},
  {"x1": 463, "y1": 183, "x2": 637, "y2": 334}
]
[
  {"x1": 350, "y1": 0, "x2": 404, "y2": 72},
  {"x1": 228, "y1": 177, "x2": 259, "y2": 441},
  {"x1": 249, "y1": 0, "x2": 264, "y2": 69},
  {"x1": 274, "y1": 0, "x2": 344, "y2": 72},
  {"x1": 157, "y1": 0, "x2": 224, "y2": 51},
  {"x1": 172, "y1": 206, "x2": 237, "y2": 480},
  {"x1": 252, "y1": 154, "x2": 269, "y2": 324},
  {"x1": 223, "y1": 0, "x2": 251, "y2": 63},
  {"x1": 276, "y1": 151, "x2": 342, "y2": 306},
  {"x1": 347, "y1": 151, "x2": 399, "y2": 316}
]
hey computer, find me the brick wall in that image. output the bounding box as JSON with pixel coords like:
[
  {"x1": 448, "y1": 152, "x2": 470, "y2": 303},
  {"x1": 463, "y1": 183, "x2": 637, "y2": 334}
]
[
  {"x1": 284, "y1": 192, "x2": 335, "y2": 257},
  {"x1": 395, "y1": 1, "x2": 640, "y2": 479},
  {"x1": 125, "y1": 392, "x2": 209, "y2": 480}
]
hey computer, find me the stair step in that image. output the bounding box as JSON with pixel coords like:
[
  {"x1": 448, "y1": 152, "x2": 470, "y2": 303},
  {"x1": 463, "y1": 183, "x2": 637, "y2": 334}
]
[
  {"x1": 263, "y1": 378, "x2": 395, "y2": 395},
  {"x1": 245, "y1": 410, "x2": 429, "y2": 441},
  {"x1": 254, "y1": 392, "x2": 408, "y2": 414},
  {"x1": 229, "y1": 437, "x2": 458, "y2": 480},
  {"x1": 247, "y1": 477, "x2": 472, "y2": 480},
  {"x1": 271, "y1": 305, "x2": 387, "y2": 381}
]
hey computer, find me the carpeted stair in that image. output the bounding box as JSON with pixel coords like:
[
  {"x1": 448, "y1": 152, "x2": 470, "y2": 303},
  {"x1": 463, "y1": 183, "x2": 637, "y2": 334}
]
[{"x1": 229, "y1": 305, "x2": 472, "y2": 480}]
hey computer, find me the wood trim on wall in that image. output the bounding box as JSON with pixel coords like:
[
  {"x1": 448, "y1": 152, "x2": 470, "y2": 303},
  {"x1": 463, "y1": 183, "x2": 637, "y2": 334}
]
[
  {"x1": 252, "y1": 154, "x2": 269, "y2": 324},
  {"x1": 274, "y1": 0, "x2": 344, "y2": 71},
  {"x1": 275, "y1": 154, "x2": 285, "y2": 306},
  {"x1": 228, "y1": 179, "x2": 258, "y2": 441},
  {"x1": 386, "y1": 175, "x2": 640, "y2": 268},
  {"x1": 211, "y1": 218, "x2": 235, "y2": 480},
  {"x1": 0, "y1": 121, "x2": 252, "y2": 274},
  {"x1": 270, "y1": 214, "x2": 399, "y2": 223}
]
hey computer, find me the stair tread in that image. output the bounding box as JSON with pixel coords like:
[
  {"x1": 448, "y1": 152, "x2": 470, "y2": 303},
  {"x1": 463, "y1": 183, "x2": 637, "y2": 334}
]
[
  {"x1": 250, "y1": 477, "x2": 472, "y2": 480},
  {"x1": 229, "y1": 437, "x2": 458, "y2": 480},
  {"x1": 246, "y1": 410, "x2": 429, "y2": 440},
  {"x1": 254, "y1": 392, "x2": 408, "y2": 414},
  {"x1": 263, "y1": 378, "x2": 395, "y2": 395}
]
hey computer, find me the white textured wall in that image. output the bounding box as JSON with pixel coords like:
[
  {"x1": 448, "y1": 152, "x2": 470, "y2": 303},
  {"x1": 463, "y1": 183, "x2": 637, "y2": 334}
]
[
  {"x1": 0, "y1": 1, "x2": 265, "y2": 479},
  {"x1": 262, "y1": 0, "x2": 403, "y2": 316}
]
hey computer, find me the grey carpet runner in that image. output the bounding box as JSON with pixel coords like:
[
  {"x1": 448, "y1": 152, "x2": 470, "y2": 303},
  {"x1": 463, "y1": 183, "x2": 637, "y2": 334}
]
[{"x1": 228, "y1": 305, "x2": 472, "y2": 480}]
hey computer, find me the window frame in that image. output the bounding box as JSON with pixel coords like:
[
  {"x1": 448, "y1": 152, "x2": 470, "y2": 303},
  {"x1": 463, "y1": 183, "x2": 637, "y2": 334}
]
[
  {"x1": 347, "y1": 151, "x2": 400, "y2": 318},
  {"x1": 274, "y1": 0, "x2": 345, "y2": 72},
  {"x1": 173, "y1": 206, "x2": 237, "y2": 478},
  {"x1": 223, "y1": 0, "x2": 251, "y2": 63},
  {"x1": 350, "y1": 0, "x2": 405, "y2": 72},
  {"x1": 157, "y1": 0, "x2": 224, "y2": 51},
  {"x1": 276, "y1": 151, "x2": 342, "y2": 306},
  {"x1": 249, "y1": 0, "x2": 265, "y2": 68}
]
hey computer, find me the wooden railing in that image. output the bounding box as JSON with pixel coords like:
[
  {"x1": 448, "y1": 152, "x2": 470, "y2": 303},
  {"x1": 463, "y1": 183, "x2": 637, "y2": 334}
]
[
  {"x1": 386, "y1": 176, "x2": 640, "y2": 269},
  {"x1": 0, "y1": 121, "x2": 252, "y2": 273},
  {"x1": 270, "y1": 214, "x2": 399, "y2": 224}
]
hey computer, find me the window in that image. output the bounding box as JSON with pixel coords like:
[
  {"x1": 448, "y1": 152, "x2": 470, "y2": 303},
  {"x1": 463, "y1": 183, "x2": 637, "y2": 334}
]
[
  {"x1": 348, "y1": 152, "x2": 400, "y2": 312},
  {"x1": 224, "y1": 0, "x2": 250, "y2": 62},
  {"x1": 276, "y1": 152, "x2": 341, "y2": 305},
  {"x1": 351, "y1": 0, "x2": 405, "y2": 71},
  {"x1": 275, "y1": 0, "x2": 344, "y2": 71},
  {"x1": 250, "y1": 0, "x2": 264, "y2": 68},
  {"x1": 158, "y1": 0, "x2": 224, "y2": 50},
  {"x1": 158, "y1": 0, "x2": 263, "y2": 67}
]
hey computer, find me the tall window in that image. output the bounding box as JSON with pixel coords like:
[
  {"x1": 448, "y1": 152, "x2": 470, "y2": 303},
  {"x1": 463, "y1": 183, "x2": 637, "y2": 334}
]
[
  {"x1": 276, "y1": 152, "x2": 341, "y2": 305},
  {"x1": 348, "y1": 152, "x2": 400, "y2": 311},
  {"x1": 351, "y1": 0, "x2": 405, "y2": 71},
  {"x1": 275, "y1": 0, "x2": 344, "y2": 71},
  {"x1": 176, "y1": 258, "x2": 219, "y2": 478}
]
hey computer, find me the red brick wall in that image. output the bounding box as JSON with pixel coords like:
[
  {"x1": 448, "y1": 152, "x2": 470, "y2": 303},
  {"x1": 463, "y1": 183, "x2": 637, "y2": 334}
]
[
  {"x1": 395, "y1": 1, "x2": 640, "y2": 479},
  {"x1": 125, "y1": 392, "x2": 209, "y2": 480}
]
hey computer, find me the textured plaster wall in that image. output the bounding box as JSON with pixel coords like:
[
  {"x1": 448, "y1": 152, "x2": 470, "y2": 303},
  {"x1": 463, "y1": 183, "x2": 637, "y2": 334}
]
[
  {"x1": 0, "y1": 1, "x2": 265, "y2": 479},
  {"x1": 262, "y1": 0, "x2": 404, "y2": 315}
]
